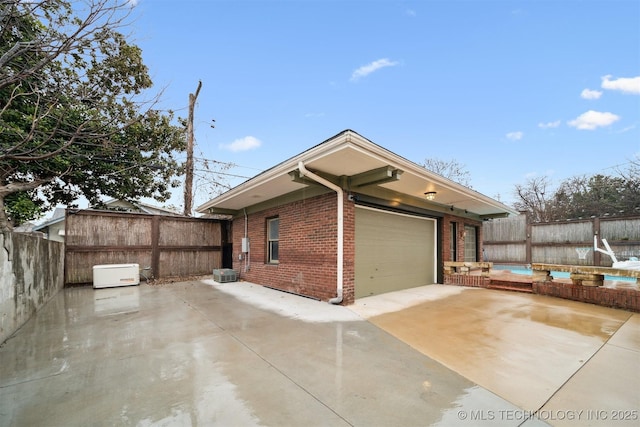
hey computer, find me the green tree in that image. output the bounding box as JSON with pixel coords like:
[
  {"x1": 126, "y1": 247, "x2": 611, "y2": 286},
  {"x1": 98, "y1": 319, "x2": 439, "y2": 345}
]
[
  {"x1": 0, "y1": 0, "x2": 185, "y2": 230},
  {"x1": 557, "y1": 174, "x2": 639, "y2": 219},
  {"x1": 4, "y1": 191, "x2": 44, "y2": 226}
]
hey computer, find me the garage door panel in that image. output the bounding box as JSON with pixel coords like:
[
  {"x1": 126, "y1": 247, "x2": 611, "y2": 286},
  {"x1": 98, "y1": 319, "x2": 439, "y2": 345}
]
[{"x1": 355, "y1": 207, "x2": 436, "y2": 299}]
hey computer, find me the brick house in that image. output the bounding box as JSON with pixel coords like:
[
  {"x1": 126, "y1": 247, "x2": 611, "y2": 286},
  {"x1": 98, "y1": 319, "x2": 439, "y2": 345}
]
[{"x1": 196, "y1": 130, "x2": 517, "y2": 304}]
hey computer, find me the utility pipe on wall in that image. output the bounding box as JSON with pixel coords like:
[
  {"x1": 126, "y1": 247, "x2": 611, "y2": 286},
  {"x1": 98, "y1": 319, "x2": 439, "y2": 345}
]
[
  {"x1": 297, "y1": 161, "x2": 343, "y2": 304},
  {"x1": 244, "y1": 208, "x2": 250, "y2": 271}
]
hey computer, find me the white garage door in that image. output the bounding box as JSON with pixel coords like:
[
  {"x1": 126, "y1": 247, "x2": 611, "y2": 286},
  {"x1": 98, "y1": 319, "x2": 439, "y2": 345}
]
[{"x1": 355, "y1": 206, "x2": 437, "y2": 299}]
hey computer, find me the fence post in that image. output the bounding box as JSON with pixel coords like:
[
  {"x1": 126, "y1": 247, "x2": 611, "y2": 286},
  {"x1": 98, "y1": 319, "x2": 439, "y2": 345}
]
[
  {"x1": 526, "y1": 217, "x2": 532, "y2": 265},
  {"x1": 151, "y1": 216, "x2": 160, "y2": 278},
  {"x1": 593, "y1": 217, "x2": 601, "y2": 266}
]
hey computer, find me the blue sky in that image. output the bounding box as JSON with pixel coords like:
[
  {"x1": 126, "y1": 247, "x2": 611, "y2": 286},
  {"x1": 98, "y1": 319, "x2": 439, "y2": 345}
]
[{"x1": 126, "y1": 0, "x2": 639, "y2": 210}]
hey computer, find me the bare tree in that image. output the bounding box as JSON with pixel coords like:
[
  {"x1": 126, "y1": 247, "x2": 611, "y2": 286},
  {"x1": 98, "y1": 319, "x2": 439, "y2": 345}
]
[
  {"x1": 420, "y1": 158, "x2": 472, "y2": 188},
  {"x1": 513, "y1": 176, "x2": 554, "y2": 222}
]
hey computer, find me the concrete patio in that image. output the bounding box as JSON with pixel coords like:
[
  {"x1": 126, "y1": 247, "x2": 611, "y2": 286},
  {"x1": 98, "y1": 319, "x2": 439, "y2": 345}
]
[{"x1": 1, "y1": 280, "x2": 638, "y2": 426}]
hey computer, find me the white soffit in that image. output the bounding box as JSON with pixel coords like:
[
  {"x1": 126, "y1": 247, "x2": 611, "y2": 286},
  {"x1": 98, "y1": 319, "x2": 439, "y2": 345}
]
[{"x1": 196, "y1": 130, "x2": 517, "y2": 217}]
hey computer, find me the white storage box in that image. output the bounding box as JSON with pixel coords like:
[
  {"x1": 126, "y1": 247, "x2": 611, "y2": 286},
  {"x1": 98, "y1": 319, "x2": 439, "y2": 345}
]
[{"x1": 93, "y1": 264, "x2": 140, "y2": 289}]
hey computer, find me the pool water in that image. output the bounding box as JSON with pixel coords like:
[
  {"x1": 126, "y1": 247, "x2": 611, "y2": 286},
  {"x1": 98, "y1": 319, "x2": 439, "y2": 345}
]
[{"x1": 492, "y1": 264, "x2": 636, "y2": 283}]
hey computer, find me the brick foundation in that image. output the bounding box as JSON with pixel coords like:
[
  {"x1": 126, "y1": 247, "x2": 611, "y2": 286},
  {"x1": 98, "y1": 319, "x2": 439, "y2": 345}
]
[
  {"x1": 533, "y1": 281, "x2": 640, "y2": 312},
  {"x1": 443, "y1": 274, "x2": 490, "y2": 288},
  {"x1": 446, "y1": 273, "x2": 640, "y2": 312}
]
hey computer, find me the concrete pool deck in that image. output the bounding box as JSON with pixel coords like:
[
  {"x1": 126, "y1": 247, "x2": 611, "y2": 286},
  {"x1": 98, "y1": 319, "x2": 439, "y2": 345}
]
[{"x1": 1, "y1": 281, "x2": 638, "y2": 426}]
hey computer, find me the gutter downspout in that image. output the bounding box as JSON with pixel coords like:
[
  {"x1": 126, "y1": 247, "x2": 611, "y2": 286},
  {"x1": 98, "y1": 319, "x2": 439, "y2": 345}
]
[
  {"x1": 298, "y1": 161, "x2": 343, "y2": 304},
  {"x1": 244, "y1": 208, "x2": 250, "y2": 272}
]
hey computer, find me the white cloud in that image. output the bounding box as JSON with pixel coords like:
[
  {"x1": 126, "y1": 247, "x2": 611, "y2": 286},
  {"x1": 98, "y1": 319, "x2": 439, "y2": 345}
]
[
  {"x1": 506, "y1": 131, "x2": 523, "y2": 141},
  {"x1": 580, "y1": 88, "x2": 602, "y2": 100},
  {"x1": 219, "y1": 136, "x2": 262, "y2": 152},
  {"x1": 601, "y1": 75, "x2": 640, "y2": 95},
  {"x1": 616, "y1": 124, "x2": 637, "y2": 134},
  {"x1": 127, "y1": 0, "x2": 138, "y2": 6},
  {"x1": 567, "y1": 110, "x2": 620, "y2": 130},
  {"x1": 538, "y1": 120, "x2": 561, "y2": 129},
  {"x1": 350, "y1": 58, "x2": 399, "y2": 82},
  {"x1": 406, "y1": 9, "x2": 417, "y2": 17}
]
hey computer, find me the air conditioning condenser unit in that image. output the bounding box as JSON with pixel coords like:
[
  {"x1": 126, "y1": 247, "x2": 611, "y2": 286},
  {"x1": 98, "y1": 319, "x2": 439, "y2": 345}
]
[{"x1": 213, "y1": 268, "x2": 237, "y2": 283}]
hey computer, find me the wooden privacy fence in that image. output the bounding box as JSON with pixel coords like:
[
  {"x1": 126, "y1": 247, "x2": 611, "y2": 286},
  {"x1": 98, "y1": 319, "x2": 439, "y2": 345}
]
[
  {"x1": 483, "y1": 214, "x2": 640, "y2": 267},
  {"x1": 64, "y1": 209, "x2": 231, "y2": 285}
]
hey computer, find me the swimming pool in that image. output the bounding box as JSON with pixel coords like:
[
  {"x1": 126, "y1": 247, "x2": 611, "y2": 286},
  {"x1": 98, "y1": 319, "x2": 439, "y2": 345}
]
[{"x1": 492, "y1": 264, "x2": 636, "y2": 283}]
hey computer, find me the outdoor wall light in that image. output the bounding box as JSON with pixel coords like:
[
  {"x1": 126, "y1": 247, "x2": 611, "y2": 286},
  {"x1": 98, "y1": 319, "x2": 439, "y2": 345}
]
[{"x1": 424, "y1": 191, "x2": 437, "y2": 201}]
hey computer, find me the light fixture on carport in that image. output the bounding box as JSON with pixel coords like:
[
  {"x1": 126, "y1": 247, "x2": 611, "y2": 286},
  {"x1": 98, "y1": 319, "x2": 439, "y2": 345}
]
[{"x1": 424, "y1": 191, "x2": 437, "y2": 201}]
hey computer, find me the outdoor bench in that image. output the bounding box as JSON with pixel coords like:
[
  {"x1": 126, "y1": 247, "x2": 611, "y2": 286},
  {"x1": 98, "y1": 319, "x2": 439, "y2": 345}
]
[{"x1": 531, "y1": 263, "x2": 640, "y2": 287}]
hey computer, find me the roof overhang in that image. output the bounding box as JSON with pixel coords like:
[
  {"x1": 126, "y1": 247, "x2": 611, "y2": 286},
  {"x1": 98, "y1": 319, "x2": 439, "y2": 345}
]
[{"x1": 196, "y1": 130, "x2": 519, "y2": 220}]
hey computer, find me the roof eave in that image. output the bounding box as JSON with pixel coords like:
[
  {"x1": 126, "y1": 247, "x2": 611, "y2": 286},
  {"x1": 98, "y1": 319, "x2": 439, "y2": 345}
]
[{"x1": 196, "y1": 130, "x2": 518, "y2": 218}]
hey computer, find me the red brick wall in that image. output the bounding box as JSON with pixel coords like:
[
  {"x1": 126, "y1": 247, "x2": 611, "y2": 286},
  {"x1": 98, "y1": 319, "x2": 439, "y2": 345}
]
[
  {"x1": 232, "y1": 192, "x2": 355, "y2": 303},
  {"x1": 232, "y1": 192, "x2": 481, "y2": 304},
  {"x1": 342, "y1": 194, "x2": 355, "y2": 305},
  {"x1": 446, "y1": 275, "x2": 640, "y2": 312},
  {"x1": 441, "y1": 214, "x2": 484, "y2": 262},
  {"x1": 442, "y1": 216, "x2": 452, "y2": 262},
  {"x1": 443, "y1": 274, "x2": 490, "y2": 288},
  {"x1": 533, "y1": 281, "x2": 640, "y2": 312}
]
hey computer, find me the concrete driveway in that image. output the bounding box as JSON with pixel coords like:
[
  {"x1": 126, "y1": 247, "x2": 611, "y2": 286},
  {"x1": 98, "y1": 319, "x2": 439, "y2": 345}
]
[
  {"x1": 350, "y1": 285, "x2": 640, "y2": 426},
  {"x1": 0, "y1": 280, "x2": 637, "y2": 426}
]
